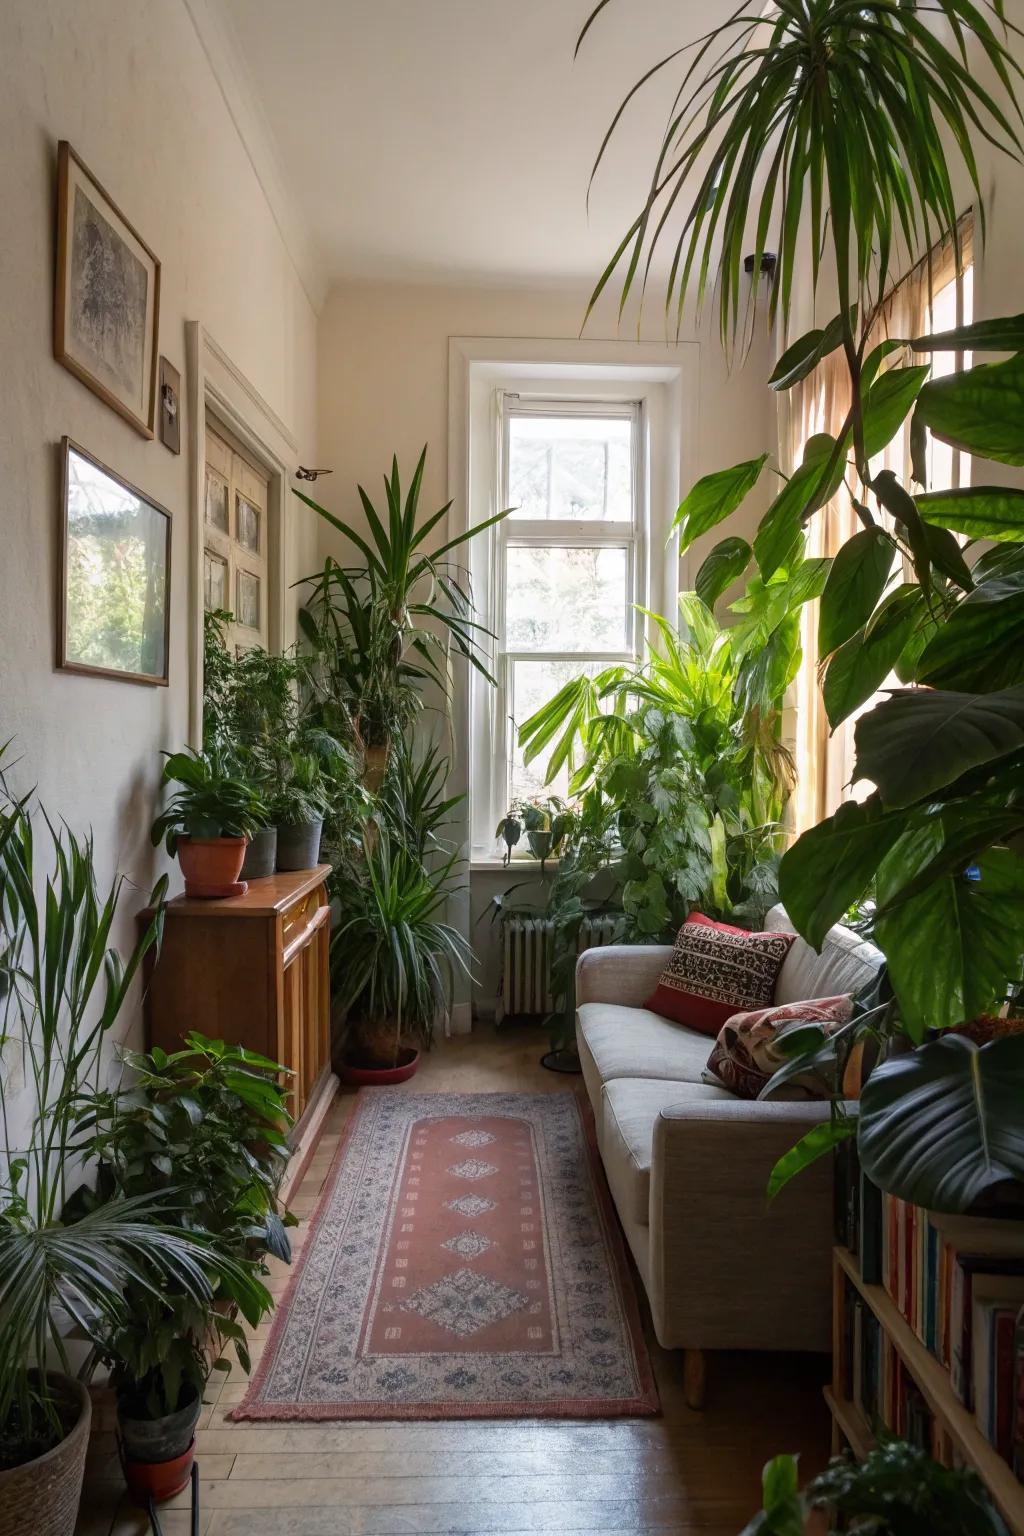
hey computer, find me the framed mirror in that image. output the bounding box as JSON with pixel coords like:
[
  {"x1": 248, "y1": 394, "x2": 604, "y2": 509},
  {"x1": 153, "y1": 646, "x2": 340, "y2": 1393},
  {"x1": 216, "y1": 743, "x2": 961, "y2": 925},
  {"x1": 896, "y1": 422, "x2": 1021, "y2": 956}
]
[{"x1": 59, "y1": 438, "x2": 171, "y2": 685}]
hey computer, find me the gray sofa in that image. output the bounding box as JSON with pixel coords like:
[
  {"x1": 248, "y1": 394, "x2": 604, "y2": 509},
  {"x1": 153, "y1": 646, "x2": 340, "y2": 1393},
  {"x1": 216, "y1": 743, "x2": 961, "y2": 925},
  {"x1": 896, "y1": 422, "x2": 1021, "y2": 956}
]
[{"x1": 575, "y1": 903, "x2": 882, "y2": 1404}]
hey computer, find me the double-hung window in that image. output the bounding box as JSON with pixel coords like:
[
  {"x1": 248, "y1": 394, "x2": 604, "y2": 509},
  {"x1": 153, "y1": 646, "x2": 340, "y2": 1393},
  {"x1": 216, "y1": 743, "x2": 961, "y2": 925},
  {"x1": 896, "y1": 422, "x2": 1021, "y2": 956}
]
[{"x1": 488, "y1": 396, "x2": 644, "y2": 836}]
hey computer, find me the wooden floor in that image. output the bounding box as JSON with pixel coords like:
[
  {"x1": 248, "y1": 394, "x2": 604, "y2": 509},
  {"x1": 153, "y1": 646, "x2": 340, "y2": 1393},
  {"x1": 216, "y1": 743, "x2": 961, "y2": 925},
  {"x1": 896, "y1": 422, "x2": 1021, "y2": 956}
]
[{"x1": 76, "y1": 1024, "x2": 829, "y2": 1535}]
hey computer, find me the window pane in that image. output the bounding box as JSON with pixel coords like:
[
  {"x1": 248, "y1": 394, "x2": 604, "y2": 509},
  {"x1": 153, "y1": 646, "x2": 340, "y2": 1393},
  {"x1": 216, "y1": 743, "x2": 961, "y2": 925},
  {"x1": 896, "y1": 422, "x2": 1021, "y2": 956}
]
[
  {"x1": 236, "y1": 568, "x2": 260, "y2": 630},
  {"x1": 509, "y1": 658, "x2": 604, "y2": 804},
  {"x1": 237, "y1": 493, "x2": 261, "y2": 554},
  {"x1": 508, "y1": 414, "x2": 632, "y2": 521},
  {"x1": 506, "y1": 545, "x2": 628, "y2": 652},
  {"x1": 205, "y1": 469, "x2": 228, "y2": 533},
  {"x1": 204, "y1": 549, "x2": 227, "y2": 612}
]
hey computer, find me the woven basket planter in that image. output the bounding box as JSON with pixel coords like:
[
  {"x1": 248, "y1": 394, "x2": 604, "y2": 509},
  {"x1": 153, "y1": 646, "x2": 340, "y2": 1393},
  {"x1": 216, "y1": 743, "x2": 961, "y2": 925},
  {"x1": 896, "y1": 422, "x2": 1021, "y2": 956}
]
[{"x1": 0, "y1": 1374, "x2": 91, "y2": 1536}]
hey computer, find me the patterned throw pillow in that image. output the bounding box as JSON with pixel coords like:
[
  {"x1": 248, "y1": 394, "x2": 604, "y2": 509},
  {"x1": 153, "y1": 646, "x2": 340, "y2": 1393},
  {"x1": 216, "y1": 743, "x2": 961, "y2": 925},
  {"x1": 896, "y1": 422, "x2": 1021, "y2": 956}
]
[
  {"x1": 644, "y1": 913, "x2": 795, "y2": 1038},
  {"x1": 704, "y1": 995, "x2": 855, "y2": 1099}
]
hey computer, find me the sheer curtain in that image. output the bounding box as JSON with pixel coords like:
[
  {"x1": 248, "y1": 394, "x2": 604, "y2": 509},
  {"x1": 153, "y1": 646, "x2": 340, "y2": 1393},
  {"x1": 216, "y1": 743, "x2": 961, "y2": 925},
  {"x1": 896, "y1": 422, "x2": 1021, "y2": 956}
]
[{"x1": 788, "y1": 213, "x2": 974, "y2": 833}]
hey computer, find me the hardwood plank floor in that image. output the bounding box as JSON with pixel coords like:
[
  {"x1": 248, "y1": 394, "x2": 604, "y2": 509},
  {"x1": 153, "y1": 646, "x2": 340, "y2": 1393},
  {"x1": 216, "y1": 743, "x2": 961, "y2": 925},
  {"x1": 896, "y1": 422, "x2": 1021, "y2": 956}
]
[{"x1": 75, "y1": 1023, "x2": 829, "y2": 1536}]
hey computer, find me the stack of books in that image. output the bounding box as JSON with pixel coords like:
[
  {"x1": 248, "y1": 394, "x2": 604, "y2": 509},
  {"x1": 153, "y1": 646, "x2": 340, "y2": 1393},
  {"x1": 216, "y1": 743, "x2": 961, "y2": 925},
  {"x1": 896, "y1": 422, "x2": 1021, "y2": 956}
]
[{"x1": 834, "y1": 1143, "x2": 1024, "y2": 1478}]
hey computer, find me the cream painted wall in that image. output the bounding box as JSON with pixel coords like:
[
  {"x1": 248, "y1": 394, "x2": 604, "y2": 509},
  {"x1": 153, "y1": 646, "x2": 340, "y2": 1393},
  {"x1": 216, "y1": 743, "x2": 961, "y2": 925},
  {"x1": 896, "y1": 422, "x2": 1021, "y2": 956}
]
[{"x1": 0, "y1": 1, "x2": 319, "y2": 1088}]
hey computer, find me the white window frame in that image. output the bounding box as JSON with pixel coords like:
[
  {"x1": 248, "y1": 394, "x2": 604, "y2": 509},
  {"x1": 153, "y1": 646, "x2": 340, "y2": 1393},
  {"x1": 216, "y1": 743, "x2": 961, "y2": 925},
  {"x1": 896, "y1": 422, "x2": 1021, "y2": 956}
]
[
  {"x1": 446, "y1": 338, "x2": 697, "y2": 867},
  {"x1": 490, "y1": 394, "x2": 645, "y2": 843}
]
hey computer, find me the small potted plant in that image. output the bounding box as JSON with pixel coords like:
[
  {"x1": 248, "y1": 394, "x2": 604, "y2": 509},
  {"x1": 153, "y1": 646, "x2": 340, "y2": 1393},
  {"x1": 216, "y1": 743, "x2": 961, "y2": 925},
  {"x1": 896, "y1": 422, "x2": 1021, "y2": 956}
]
[
  {"x1": 72, "y1": 1032, "x2": 293, "y2": 1504},
  {"x1": 151, "y1": 747, "x2": 267, "y2": 898},
  {"x1": 274, "y1": 750, "x2": 332, "y2": 871},
  {"x1": 495, "y1": 797, "x2": 572, "y2": 869},
  {"x1": 332, "y1": 826, "x2": 472, "y2": 1082}
]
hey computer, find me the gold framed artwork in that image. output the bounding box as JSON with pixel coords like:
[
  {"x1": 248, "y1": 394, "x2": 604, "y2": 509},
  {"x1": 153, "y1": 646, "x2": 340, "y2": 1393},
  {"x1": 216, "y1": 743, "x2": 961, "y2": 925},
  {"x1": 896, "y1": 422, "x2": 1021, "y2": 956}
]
[
  {"x1": 59, "y1": 438, "x2": 172, "y2": 686},
  {"x1": 54, "y1": 142, "x2": 161, "y2": 437}
]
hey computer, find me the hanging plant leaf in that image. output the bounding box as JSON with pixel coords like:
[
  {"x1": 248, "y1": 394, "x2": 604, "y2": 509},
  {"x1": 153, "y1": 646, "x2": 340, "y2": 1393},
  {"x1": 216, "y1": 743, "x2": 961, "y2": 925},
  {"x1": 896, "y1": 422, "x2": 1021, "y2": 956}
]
[
  {"x1": 918, "y1": 486, "x2": 1024, "y2": 543},
  {"x1": 859, "y1": 1033, "x2": 1024, "y2": 1211},
  {"x1": 671, "y1": 455, "x2": 769, "y2": 553},
  {"x1": 874, "y1": 840, "x2": 1024, "y2": 1037},
  {"x1": 822, "y1": 588, "x2": 922, "y2": 728},
  {"x1": 818, "y1": 526, "x2": 896, "y2": 655},
  {"x1": 862, "y1": 366, "x2": 931, "y2": 459},
  {"x1": 916, "y1": 574, "x2": 1024, "y2": 691},
  {"x1": 911, "y1": 314, "x2": 1024, "y2": 353},
  {"x1": 915, "y1": 353, "x2": 1024, "y2": 467},
  {"x1": 778, "y1": 794, "x2": 909, "y2": 950},
  {"x1": 754, "y1": 435, "x2": 844, "y2": 580},
  {"x1": 853, "y1": 685, "x2": 1024, "y2": 808},
  {"x1": 694, "y1": 536, "x2": 752, "y2": 609}
]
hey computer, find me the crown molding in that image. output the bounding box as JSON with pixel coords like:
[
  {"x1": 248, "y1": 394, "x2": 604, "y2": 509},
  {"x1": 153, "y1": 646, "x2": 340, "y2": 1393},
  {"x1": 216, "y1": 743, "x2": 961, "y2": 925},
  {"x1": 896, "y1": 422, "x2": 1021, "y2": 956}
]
[{"x1": 181, "y1": 0, "x2": 330, "y2": 314}]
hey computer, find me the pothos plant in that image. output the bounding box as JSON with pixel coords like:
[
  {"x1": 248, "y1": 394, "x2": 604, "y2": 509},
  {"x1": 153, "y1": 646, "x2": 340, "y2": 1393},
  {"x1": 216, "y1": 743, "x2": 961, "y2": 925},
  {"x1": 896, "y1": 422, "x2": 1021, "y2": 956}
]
[{"x1": 580, "y1": 0, "x2": 1024, "y2": 1212}]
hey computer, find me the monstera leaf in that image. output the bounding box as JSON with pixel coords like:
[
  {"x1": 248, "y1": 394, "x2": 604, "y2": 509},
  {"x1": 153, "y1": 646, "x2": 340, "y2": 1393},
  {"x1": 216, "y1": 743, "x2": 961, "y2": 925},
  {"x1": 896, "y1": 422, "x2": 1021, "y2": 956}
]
[
  {"x1": 778, "y1": 794, "x2": 909, "y2": 949},
  {"x1": 859, "y1": 1034, "x2": 1024, "y2": 1211},
  {"x1": 853, "y1": 686, "x2": 1024, "y2": 808}
]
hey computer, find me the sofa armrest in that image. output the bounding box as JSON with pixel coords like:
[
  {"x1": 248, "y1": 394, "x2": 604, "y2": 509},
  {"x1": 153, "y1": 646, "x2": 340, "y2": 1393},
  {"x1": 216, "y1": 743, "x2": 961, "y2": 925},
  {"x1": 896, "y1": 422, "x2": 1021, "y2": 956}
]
[
  {"x1": 575, "y1": 944, "x2": 672, "y2": 1008},
  {"x1": 647, "y1": 1098, "x2": 835, "y2": 1353}
]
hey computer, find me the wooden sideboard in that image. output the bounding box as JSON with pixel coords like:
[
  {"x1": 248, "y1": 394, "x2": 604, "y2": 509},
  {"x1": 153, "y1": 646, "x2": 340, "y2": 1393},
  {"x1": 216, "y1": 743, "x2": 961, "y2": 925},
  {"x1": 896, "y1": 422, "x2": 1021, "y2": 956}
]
[{"x1": 144, "y1": 864, "x2": 338, "y2": 1172}]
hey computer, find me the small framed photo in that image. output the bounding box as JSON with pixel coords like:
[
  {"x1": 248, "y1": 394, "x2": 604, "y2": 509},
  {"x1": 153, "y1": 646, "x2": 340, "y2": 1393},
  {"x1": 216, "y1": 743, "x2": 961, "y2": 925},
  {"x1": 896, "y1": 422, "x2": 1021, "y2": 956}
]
[
  {"x1": 54, "y1": 142, "x2": 161, "y2": 438},
  {"x1": 159, "y1": 356, "x2": 181, "y2": 454},
  {"x1": 59, "y1": 438, "x2": 172, "y2": 686}
]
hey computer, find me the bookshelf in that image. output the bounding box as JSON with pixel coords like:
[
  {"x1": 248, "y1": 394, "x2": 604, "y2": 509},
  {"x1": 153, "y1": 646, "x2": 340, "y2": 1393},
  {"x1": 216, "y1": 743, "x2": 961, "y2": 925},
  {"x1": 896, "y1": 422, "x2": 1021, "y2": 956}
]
[{"x1": 829, "y1": 1244, "x2": 1024, "y2": 1536}]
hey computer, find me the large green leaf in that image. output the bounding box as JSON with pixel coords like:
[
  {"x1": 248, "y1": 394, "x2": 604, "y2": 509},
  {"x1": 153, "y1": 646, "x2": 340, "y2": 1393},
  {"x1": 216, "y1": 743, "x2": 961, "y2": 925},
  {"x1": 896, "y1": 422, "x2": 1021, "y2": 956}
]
[
  {"x1": 916, "y1": 574, "x2": 1024, "y2": 691},
  {"x1": 915, "y1": 353, "x2": 1024, "y2": 466},
  {"x1": 818, "y1": 527, "x2": 896, "y2": 655},
  {"x1": 911, "y1": 314, "x2": 1024, "y2": 354},
  {"x1": 862, "y1": 366, "x2": 931, "y2": 459},
  {"x1": 853, "y1": 685, "x2": 1024, "y2": 807},
  {"x1": 768, "y1": 311, "x2": 848, "y2": 392},
  {"x1": 875, "y1": 840, "x2": 1024, "y2": 1037},
  {"x1": 671, "y1": 455, "x2": 768, "y2": 553},
  {"x1": 918, "y1": 486, "x2": 1024, "y2": 543},
  {"x1": 822, "y1": 588, "x2": 921, "y2": 728},
  {"x1": 767, "y1": 1117, "x2": 856, "y2": 1202},
  {"x1": 859, "y1": 1034, "x2": 1024, "y2": 1210},
  {"x1": 778, "y1": 794, "x2": 908, "y2": 949},
  {"x1": 694, "y1": 536, "x2": 752, "y2": 609},
  {"x1": 754, "y1": 435, "x2": 843, "y2": 581}
]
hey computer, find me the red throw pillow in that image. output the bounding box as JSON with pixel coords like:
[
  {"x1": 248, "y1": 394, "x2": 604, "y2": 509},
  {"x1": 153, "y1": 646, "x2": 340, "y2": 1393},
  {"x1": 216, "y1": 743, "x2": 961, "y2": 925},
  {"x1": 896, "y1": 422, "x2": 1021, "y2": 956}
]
[{"x1": 645, "y1": 913, "x2": 795, "y2": 1037}]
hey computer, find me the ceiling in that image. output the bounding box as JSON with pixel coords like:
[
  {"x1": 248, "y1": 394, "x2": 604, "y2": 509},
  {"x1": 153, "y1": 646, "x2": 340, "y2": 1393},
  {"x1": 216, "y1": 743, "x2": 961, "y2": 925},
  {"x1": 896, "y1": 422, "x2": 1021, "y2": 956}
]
[{"x1": 202, "y1": 0, "x2": 732, "y2": 300}]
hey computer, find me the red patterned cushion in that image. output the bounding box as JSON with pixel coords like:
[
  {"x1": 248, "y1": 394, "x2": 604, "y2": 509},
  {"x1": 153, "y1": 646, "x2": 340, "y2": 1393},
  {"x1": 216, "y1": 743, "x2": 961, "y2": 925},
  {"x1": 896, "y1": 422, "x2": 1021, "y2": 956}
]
[
  {"x1": 704, "y1": 995, "x2": 854, "y2": 1099},
  {"x1": 644, "y1": 914, "x2": 795, "y2": 1038}
]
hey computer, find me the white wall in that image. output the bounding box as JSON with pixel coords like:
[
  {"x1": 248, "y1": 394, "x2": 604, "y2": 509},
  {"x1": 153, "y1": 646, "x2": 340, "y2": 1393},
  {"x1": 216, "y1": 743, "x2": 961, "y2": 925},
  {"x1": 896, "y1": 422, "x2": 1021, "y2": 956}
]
[{"x1": 0, "y1": 0, "x2": 319, "y2": 1090}]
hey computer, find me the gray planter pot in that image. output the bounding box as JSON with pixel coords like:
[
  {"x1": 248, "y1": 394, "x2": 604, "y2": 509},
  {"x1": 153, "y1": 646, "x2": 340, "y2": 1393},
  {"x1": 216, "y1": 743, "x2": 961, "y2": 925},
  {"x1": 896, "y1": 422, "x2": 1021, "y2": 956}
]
[
  {"x1": 276, "y1": 818, "x2": 323, "y2": 872},
  {"x1": 117, "y1": 1384, "x2": 201, "y2": 1465},
  {"x1": 240, "y1": 825, "x2": 278, "y2": 880}
]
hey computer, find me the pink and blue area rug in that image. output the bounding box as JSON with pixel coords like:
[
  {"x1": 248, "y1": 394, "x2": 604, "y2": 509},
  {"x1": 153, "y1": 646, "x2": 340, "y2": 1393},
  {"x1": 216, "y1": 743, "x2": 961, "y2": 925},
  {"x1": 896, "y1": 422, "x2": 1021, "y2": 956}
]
[{"x1": 234, "y1": 1090, "x2": 659, "y2": 1420}]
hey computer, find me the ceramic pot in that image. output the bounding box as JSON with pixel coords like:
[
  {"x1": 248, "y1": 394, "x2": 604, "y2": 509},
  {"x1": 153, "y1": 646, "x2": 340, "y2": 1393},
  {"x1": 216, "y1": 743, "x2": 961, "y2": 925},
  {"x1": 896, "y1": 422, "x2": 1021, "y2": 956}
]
[
  {"x1": 122, "y1": 1441, "x2": 195, "y2": 1507},
  {"x1": 0, "y1": 1373, "x2": 91, "y2": 1536},
  {"x1": 117, "y1": 1384, "x2": 201, "y2": 1468},
  {"x1": 240, "y1": 825, "x2": 277, "y2": 880},
  {"x1": 276, "y1": 819, "x2": 323, "y2": 872},
  {"x1": 176, "y1": 836, "x2": 248, "y2": 899},
  {"x1": 340, "y1": 1045, "x2": 420, "y2": 1086}
]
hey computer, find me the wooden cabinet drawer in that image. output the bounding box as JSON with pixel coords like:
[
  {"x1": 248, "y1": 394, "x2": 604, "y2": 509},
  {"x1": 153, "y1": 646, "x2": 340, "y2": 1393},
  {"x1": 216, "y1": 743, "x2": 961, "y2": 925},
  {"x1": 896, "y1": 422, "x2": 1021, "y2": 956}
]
[{"x1": 282, "y1": 887, "x2": 324, "y2": 943}]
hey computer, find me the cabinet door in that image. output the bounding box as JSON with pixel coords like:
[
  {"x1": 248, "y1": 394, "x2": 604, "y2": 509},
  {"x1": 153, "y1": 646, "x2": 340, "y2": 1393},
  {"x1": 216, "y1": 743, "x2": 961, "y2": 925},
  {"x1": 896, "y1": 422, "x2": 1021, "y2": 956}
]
[{"x1": 282, "y1": 951, "x2": 306, "y2": 1122}]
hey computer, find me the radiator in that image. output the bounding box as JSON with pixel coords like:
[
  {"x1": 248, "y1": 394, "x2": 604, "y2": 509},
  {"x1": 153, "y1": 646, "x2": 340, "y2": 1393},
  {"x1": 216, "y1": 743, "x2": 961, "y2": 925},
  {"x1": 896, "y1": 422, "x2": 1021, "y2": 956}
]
[{"x1": 496, "y1": 914, "x2": 621, "y2": 1023}]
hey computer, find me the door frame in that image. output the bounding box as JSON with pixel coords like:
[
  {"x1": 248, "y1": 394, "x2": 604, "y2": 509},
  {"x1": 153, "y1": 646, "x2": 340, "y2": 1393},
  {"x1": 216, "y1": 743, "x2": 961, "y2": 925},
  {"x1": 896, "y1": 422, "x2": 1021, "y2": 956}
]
[{"x1": 185, "y1": 321, "x2": 296, "y2": 746}]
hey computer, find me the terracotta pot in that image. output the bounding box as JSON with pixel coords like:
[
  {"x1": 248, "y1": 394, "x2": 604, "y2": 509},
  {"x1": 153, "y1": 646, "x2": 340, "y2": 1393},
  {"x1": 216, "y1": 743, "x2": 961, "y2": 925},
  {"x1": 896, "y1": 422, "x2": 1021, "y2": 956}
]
[
  {"x1": 122, "y1": 1439, "x2": 195, "y2": 1507},
  {"x1": 177, "y1": 835, "x2": 248, "y2": 899},
  {"x1": 340, "y1": 1046, "x2": 420, "y2": 1086},
  {"x1": 0, "y1": 1372, "x2": 91, "y2": 1536}
]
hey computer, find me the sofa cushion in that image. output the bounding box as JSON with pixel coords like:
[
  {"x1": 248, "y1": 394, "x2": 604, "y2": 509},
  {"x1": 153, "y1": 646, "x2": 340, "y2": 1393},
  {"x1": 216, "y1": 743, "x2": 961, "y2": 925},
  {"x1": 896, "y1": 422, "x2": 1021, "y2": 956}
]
[
  {"x1": 577, "y1": 1001, "x2": 713, "y2": 1111},
  {"x1": 704, "y1": 994, "x2": 855, "y2": 1099},
  {"x1": 602, "y1": 1077, "x2": 733, "y2": 1227},
  {"x1": 644, "y1": 913, "x2": 795, "y2": 1036},
  {"x1": 765, "y1": 904, "x2": 883, "y2": 1004}
]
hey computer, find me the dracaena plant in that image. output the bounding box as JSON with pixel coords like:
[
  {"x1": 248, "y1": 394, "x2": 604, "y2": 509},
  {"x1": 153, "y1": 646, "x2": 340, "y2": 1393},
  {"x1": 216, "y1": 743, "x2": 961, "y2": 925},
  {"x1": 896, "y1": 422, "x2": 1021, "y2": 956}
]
[
  {"x1": 295, "y1": 446, "x2": 511, "y2": 751},
  {"x1": 582, "y1": 0, "x2": 1024, "y2": 1211}
]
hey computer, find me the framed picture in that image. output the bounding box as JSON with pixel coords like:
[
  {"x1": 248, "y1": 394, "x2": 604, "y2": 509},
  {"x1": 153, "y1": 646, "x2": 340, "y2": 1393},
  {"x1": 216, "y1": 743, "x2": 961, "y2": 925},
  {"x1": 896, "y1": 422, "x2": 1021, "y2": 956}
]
[
  {"x1": 54, "y1": 142, "x2": 161, "y2": 437},
  {"x1": 59, "y1": 438, "x2": 172, "y2": 686},
  {"x1": 159, "y1": 356, "x2": 181, "y2": 454}
]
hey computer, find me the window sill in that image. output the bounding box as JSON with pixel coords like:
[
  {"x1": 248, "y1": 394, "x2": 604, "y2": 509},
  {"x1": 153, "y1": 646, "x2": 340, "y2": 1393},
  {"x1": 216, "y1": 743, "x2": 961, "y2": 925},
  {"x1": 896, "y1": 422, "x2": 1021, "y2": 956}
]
[{"x1": 470, "y1": 858, "x2": 560, "y2": 874}]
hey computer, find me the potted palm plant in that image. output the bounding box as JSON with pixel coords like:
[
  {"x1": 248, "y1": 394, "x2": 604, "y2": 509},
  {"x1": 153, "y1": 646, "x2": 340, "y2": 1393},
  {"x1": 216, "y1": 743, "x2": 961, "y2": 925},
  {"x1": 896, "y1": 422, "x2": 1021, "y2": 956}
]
[
  {"x1": 332, "y1": 826, "x2": 472, "y2": 1082},
  {"x1": 70, "y1": 1032, "x2": 293, "y2": 1503},
  {"x1": 151, "y1": 747, "x2": 267, "y2": 898},
  {"x1": 0, "y1": 755, "x2": 230, "y2": 1534}
]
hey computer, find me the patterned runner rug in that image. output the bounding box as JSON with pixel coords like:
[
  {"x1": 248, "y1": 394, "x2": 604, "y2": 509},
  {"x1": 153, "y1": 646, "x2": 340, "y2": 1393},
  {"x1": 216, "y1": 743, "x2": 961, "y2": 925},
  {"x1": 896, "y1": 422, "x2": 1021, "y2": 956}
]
[{"x1": 234, "y1": 1090, "x2": 658, "y2": 1420}]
